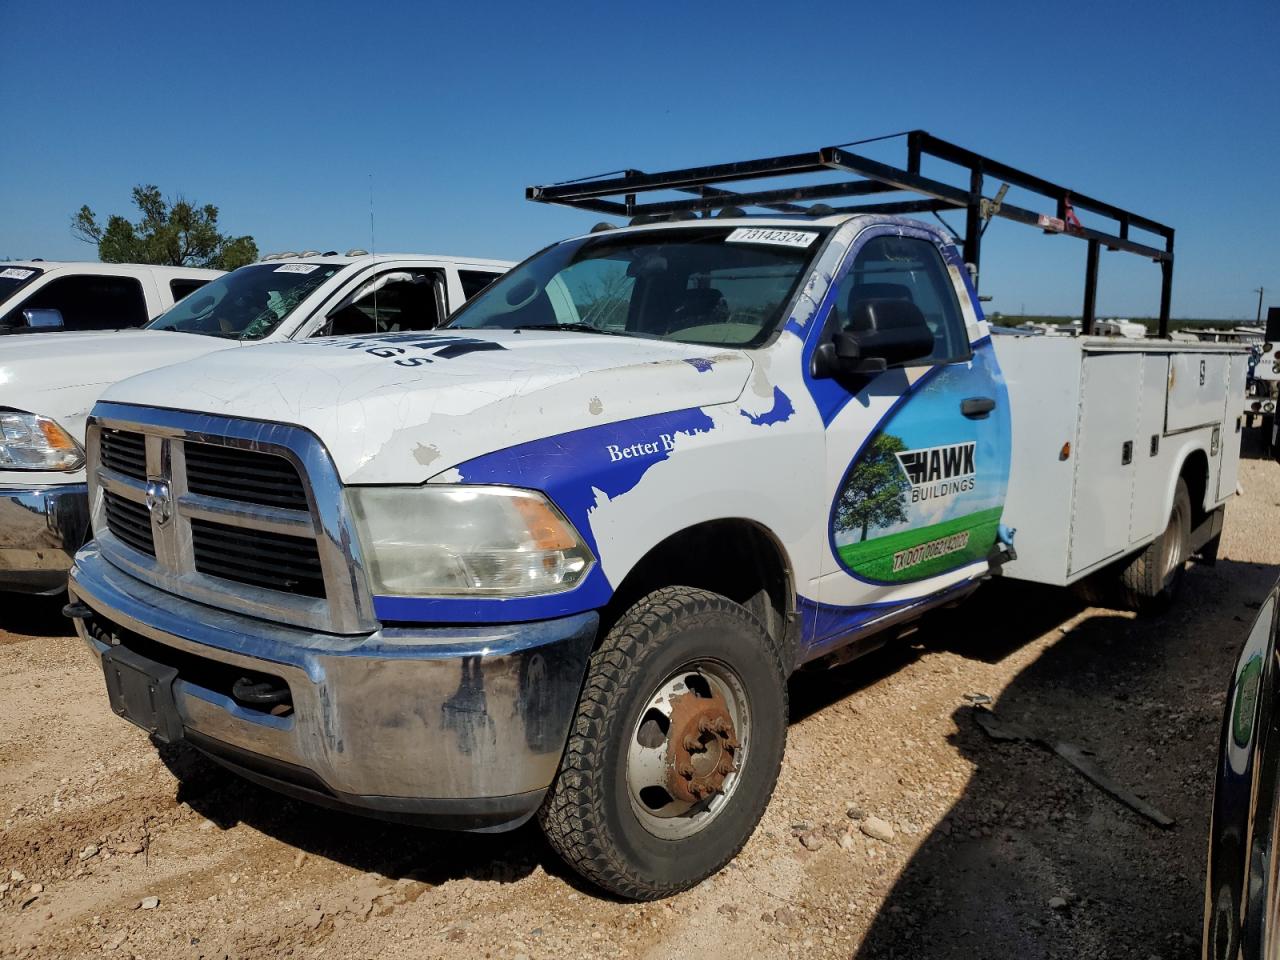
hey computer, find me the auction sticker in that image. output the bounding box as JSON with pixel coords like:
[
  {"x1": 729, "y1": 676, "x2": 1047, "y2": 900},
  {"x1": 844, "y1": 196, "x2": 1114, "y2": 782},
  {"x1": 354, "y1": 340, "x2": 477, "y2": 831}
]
[
  {"x1": 725, "y1": 228, "x2": 818, "y2": 249},
  {"x1": 274, "y1": 263, "x2": 320, "y2": 274},
  {"x1": 0, "y1": 268, "x2": 35, "y2": 280}
]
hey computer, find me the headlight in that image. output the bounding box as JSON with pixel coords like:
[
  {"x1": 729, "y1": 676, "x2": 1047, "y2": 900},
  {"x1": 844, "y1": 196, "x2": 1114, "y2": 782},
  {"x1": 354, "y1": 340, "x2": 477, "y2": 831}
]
[
  {"x1": 0, "y1": 412, "x2": 84, "y2": 470},
  {"x1": 349, "y1": 485, "x2": 594, "y2": 597}
]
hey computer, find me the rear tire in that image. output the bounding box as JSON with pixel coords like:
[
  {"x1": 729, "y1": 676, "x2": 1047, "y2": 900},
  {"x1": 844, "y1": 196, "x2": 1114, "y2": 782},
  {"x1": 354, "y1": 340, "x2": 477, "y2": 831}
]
[
  {"x1": 538, "y1": 587, "x2": 787, "y2": 900},
  {"x1": 1119, "y1": 477, "x2": 1192, "y2": 611}
]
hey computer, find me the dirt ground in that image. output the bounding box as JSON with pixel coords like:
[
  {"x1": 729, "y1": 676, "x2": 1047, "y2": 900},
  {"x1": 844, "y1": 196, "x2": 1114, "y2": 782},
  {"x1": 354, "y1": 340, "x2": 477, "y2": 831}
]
[{"x1": 2, "y1": 435, "x2": 1278, "y2": 960}]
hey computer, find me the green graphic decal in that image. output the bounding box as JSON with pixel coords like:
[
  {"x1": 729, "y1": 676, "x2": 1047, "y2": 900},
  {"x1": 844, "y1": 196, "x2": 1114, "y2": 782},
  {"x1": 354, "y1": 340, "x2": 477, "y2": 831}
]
[
  {"x1": 837, "y1": 506, "x2": 1003, "y2": 582},
  {"x1": 830, "y1": 342, "x2": 1012, "y2": 584}
]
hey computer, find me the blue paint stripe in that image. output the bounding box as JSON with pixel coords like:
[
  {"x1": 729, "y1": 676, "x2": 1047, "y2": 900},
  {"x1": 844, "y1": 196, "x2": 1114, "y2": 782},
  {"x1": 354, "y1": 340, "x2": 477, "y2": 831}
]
[{"x1": 373, "y1": 576, "x2": 612, "y2": 625}]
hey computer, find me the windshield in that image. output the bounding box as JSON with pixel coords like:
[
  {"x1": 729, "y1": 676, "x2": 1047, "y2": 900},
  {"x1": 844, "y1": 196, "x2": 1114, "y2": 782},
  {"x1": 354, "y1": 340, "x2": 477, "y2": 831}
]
[
  {"x1": 445, "y1": 226, "x2": 828, "y2": 347},
  {"x1": 146, "y1": 262, "x2": 342, "y2": 339},
  {"x1": 0, "y1": 266, "x2": 43, "y2": 308}
]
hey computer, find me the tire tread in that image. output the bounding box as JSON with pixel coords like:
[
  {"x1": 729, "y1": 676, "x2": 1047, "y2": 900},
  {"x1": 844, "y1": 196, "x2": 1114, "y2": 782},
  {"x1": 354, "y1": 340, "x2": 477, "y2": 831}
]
[{"x1": 538, "y1": 586, "x2": 787, "y2": 900}]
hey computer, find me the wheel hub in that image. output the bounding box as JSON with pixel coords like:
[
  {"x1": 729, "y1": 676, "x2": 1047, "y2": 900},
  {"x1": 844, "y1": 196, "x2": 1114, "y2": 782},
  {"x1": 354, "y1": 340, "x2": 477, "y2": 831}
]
[{"x1": 666, "y1": 688, "x2": 740, "y2": 803}]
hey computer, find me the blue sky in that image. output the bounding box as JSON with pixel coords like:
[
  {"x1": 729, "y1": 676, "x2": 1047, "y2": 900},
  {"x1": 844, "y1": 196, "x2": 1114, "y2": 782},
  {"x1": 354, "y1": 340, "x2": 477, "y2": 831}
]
[{"x1": 2, "y1": 0, "x2": 1276, "y2": 319}]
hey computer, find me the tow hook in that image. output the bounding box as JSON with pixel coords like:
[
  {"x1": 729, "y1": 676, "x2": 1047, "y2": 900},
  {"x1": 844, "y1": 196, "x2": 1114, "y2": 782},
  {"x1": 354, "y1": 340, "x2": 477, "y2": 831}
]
[
  {"x1": 231, "y1": 676, "x2": 292, "y2": 715},
  {"x1": 62, "y1": 601, "x2": 93, "y2": 620}
]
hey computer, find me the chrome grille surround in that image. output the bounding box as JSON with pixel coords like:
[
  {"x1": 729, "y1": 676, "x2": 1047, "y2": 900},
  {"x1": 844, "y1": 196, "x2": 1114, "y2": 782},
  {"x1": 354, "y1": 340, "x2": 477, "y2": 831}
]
[{"x1": 86, "y1": 402, "x2": 377, "y2": 635}]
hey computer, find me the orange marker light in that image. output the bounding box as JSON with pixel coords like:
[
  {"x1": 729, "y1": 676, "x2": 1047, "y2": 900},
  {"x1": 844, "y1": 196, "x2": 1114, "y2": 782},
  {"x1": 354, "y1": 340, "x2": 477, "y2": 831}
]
[{"x1": 512, "y1": 497, "x2": 578, "y2": 551}]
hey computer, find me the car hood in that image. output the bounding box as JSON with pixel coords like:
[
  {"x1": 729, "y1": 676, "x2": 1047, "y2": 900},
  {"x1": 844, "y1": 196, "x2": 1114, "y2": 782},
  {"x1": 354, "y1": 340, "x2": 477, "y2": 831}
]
[
  {"x1": 0, "y1": 328, "x2": 237, "y2": 437},
  {"x1": 100, "y1": 329, "x2": 753, "y2": 483}
]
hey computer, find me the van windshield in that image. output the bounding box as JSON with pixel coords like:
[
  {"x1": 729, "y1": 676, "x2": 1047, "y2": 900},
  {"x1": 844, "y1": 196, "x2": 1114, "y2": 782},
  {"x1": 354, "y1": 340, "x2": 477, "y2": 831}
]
[
  {"x1": 445, "y1": 226, "x2": 828, "y2": 347},
  {"x1": 146, "y1": 262, "x2": 341, "y2": 340}
]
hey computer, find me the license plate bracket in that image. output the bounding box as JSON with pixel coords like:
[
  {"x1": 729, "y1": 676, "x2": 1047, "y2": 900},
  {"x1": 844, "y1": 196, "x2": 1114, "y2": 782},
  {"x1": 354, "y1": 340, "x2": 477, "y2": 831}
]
[{"x1": 101, "y1": 646, "x2": 184, "y2": 744}]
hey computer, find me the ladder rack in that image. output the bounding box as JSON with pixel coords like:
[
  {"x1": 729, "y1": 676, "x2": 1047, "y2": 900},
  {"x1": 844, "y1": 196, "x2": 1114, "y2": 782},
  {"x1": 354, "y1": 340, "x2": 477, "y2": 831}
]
[{"x1": 526, "y1": 131, "x2": 1176, "y2": 336}]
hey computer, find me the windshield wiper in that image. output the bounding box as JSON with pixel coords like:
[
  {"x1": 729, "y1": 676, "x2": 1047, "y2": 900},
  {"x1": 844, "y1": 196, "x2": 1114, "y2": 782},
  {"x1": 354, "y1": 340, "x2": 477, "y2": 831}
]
[{"x1": 513, "y1": 323, "x2": 623, "y2": 335}]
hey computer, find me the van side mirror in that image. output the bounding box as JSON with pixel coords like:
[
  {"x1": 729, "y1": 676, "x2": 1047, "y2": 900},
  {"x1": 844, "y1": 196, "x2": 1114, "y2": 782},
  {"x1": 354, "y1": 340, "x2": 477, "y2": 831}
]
[
  {"x1": 812, "y1": 299, "x2": 936, "y2": 378},
  {"x1": 22, "y1": 307, "x2": 64, "y2": 330}
]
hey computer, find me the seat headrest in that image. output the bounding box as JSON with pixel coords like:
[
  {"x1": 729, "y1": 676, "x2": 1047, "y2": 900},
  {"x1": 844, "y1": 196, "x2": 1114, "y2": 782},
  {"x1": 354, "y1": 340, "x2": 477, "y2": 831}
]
[
  {"x1": 846, "y1": 297, "x2": 929, "y2": 335},
  {"x1": 676, "y1": 288, "x2": 726, "y2": 312},
  {"x1": 846, "y1": 282, "x2": 911, "y2": 323}
]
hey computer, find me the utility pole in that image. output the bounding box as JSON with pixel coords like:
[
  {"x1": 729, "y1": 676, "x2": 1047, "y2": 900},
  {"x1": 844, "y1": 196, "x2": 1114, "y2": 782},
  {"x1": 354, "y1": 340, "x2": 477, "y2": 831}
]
[{"x1": 1257, "y1": 287, "x2": 1266, "y2": 324}]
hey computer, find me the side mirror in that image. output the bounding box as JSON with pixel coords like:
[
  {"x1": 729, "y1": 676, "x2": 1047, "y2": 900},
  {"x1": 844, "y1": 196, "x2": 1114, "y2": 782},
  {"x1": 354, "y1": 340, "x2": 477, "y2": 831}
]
[
  {"x1": 812, "y1": 299, "x2": 935, "y2": 378},
  {"x1": 22, "y1": 307, "x2": 64, "y2": 330}
]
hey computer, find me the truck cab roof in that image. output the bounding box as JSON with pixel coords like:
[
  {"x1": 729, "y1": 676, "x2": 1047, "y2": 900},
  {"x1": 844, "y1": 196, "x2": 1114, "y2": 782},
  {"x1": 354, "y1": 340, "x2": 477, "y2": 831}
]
[
  {"x1": 2, "y1": 260, "x2": 223, "y2": 278},
  {"x1": 251, "y1": 253, "x2": 513, "y2": 270}
]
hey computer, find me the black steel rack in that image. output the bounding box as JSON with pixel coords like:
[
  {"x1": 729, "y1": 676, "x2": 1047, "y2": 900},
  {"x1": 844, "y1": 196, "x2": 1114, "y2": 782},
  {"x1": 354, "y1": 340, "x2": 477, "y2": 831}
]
[{"x1": 526, "y1": 131, "x2": 1176, "y2": 337}]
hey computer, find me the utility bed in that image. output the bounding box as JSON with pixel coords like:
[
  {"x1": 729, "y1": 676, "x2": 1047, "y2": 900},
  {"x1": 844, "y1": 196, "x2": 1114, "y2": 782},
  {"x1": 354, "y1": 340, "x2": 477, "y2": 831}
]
[{"x1": 995, "y1": 335, "x2": 1248, "y2": 586}]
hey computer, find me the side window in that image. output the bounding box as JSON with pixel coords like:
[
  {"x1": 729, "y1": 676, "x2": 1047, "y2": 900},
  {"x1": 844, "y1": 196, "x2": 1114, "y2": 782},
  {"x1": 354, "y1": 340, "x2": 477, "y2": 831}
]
[
  {"x1": 320, "y1": 269, "x2": 445, "y2": 337},
  {"x1": 1, "y1": 275, "x2": 149, "y2": 331},
  {"x1": 458, "y1": 270, "x2": 503, "y2": 301},
  {"x1": 169, "y1": 278, "x2": 210, "y2": 301},
  {"x1": 831, "y1": 236, "x2": 970, "y2": 364}
]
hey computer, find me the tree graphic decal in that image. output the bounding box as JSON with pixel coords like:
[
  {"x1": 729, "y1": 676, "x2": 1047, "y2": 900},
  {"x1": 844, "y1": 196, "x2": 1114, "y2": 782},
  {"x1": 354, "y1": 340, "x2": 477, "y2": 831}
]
[{"x1": 835, "y1": 433, "x2": 910, "y2": 541}]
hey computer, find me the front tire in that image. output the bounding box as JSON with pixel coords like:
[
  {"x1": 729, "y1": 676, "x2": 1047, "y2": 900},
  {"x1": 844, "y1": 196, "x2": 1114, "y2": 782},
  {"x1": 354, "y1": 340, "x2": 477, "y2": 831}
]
[{"x1": 539, "y1": 587, "x2": 788, "y2": 900}]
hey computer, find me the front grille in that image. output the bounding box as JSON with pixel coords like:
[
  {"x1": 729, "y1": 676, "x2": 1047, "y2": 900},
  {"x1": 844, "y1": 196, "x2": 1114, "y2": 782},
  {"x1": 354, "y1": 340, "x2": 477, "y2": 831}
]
[
  {"x1": 103, "y1": 490, "x2": 154, "y2": 556},
  {"x1": 184, "y1": 443, "x2": 309, "y2": 510},
  {"x1": 89, "y1": 406, "x2": 373, "y2": 633},
  {"x1": 100, "y1": 429, "x2": 147, "y2": 480},
  {"x1": 190, "y1": 518, "x2": 325, "y2": 598}
]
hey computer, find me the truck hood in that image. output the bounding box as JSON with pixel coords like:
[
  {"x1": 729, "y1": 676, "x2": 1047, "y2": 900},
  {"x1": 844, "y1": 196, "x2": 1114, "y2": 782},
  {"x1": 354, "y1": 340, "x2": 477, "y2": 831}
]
[
  {"x1": 0, "y1": 330, "x2": 237, "y2": 481},
  {"x1": 100, "y1": 329, "x2": 753, "y2": 483}
]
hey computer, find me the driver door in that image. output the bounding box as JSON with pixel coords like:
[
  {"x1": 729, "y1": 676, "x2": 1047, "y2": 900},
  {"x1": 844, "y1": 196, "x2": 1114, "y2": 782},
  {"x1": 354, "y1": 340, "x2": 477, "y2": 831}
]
[{"x1": 812, "y1": 228, "x2": 1010, "y2": 647}]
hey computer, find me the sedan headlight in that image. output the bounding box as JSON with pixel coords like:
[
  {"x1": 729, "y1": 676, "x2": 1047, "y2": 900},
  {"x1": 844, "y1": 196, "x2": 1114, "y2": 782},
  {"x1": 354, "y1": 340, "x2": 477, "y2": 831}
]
[
  {"x1": 348, "y1": 485, "x2": 594, "y2": 597},
  {"x1": 0, "y1": 411, "x2": 84, "y2": 470}
]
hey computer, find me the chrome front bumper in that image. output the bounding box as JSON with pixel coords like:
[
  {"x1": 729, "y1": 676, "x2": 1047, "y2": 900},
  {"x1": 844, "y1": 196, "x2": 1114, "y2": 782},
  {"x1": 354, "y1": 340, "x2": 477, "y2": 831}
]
[
  {"x1": 0, "y1": 483, "x2": 89, "y2": 593},
  {"x1": 68, "y1": 545, "x2": 598, "y2": 832}
]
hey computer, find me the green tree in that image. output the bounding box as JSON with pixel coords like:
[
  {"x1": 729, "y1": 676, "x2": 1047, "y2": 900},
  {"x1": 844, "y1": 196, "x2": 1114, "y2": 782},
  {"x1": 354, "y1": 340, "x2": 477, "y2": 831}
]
[
  {"x1": 835, "y1": 433, "x2": 910, "y2": 541},
  {"x1": 72, "y1": 186, "x2": 258, "y2": 270}
]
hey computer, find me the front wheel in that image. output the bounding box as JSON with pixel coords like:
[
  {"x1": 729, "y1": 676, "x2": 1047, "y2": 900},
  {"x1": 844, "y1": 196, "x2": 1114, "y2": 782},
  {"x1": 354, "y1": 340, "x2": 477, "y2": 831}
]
[{"x1": 539, "y1": 587, "x2": 787, "y2": 900}]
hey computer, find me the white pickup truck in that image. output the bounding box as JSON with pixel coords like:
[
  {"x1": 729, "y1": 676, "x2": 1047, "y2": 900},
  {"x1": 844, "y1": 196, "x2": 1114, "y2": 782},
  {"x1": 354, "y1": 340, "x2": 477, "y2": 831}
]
[
  {"x1": 0, "y1": 261, "x2": 222, "y2": 335},
  {"x1": 65, "y1": 138, "x2": 1247, "y2": 900},
  {"x1": 0, "y1": 252, "x2": 509, "y2": 593}
]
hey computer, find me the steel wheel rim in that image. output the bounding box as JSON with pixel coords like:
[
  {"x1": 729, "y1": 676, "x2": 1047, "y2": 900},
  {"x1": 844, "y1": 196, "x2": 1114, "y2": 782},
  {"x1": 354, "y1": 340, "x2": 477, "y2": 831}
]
[
  {"x1": 625, "y1": 659, "x2": 751, "y2": 840},
  {"x1": 1163, "y1": 501, "x2": 1188, "y2": 580}
]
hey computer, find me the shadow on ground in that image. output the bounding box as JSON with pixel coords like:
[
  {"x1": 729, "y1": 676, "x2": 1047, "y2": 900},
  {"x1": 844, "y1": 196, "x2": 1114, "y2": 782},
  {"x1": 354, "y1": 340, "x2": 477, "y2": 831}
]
[
  {"x1": 142, "y1": 551, "x2": 1277, "y2": 936},
  {"x1": 156, "y1": 739, "x2": 580, "y2": 891},
  {"x1": 0, "y1": 592, "x2": 74, "y2": 638},
  {"x1": 846, "y1": 557, "x2": 1280, "y2": 959}
]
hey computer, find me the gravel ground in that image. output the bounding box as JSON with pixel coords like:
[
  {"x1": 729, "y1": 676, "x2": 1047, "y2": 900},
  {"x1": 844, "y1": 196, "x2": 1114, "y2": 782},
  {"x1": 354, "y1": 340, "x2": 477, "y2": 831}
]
[{"x1": 1, "y1": 433, "x2": 1278, "y2": 960}]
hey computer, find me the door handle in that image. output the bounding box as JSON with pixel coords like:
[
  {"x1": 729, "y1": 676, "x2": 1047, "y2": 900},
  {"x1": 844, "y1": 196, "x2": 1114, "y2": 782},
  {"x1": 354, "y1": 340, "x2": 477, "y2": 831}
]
[{"x1": 961, "y1": 396, "x2": 996, "y2": 419}]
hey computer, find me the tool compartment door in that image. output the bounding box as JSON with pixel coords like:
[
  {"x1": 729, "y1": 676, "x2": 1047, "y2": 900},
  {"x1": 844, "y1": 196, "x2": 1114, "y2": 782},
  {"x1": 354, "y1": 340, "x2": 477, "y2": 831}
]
[
  {"x1": 1129, "y1": 354, "x2": 1172, "y2": 545},
  {"x1": 1167, "y1": 352, "x2": 1230, "y2": 432},
  {"x1": 1218, "y1": 352, "x2": 1248, "y2": 501},
  {"x1": 1069, "y1": 353, "x2": 1143, "y2": 575}
]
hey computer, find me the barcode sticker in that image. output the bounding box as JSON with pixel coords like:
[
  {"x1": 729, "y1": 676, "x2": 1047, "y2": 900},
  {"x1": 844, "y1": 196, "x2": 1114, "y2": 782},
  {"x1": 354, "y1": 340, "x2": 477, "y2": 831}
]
[
  {"x1": 274, "y1": 263, "x2": 320, "y2": 274},
  {"x1": 0, "y1": 268, "x2": 36, "y2": 280},
  {"x1": 725, "y1": 228, "x2": 819, "y2": 249}
]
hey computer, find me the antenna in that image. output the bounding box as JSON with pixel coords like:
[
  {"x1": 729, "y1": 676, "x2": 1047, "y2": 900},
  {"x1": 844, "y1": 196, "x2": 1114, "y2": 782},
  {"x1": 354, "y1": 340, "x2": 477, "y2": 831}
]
[{"x1": 369, "y1": 173, "x2": 377, "y2": 333}]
